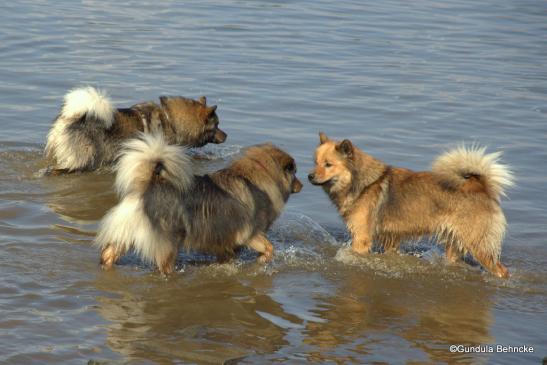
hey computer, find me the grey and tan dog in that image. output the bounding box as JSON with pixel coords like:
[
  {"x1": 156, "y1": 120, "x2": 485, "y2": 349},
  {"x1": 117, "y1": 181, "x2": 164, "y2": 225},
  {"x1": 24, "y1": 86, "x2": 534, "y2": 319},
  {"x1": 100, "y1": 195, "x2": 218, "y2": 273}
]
[
  {"x1": 96, "y1": 133, "x2": 302, "y2": 274},
  {"x1": 309, "y1": 132, "x2": 514, "y2": 278},
  {"x1": 45, "y1": 87, "x2": 226, "y2": 173}
]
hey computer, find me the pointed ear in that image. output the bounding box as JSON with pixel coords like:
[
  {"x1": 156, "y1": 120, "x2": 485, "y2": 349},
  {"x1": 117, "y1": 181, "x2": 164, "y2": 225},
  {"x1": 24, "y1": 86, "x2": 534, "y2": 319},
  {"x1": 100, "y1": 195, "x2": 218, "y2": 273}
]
[
  {"x1": 207, "y1": 105, "x2": 217, "y2": 114},
  {"x1": 199, "y1": 96, "x2": 207, "y2": 105},
  {"x1": 336, "y1": 139, "x2": 353, "y2": 158},
  {"x1": 159, "y1": 96, "x2": 169, "y2": 107},
  {"x1": 201, "y1": 105, "x2": 217, "y2": 122},
  {"x1": 319, "y1": 132, "x2": 328, "y2": 144}
]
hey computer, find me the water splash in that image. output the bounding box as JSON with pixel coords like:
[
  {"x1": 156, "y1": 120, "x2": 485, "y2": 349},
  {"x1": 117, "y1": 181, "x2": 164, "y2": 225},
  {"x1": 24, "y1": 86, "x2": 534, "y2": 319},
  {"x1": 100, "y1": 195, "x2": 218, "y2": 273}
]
[
  {"x1": 269, "y1": 211, "x2": 339, "y2": 269},
  {"x1": 166, "y1": 211, "x2": 340, "y2": 276},
  {"x1": 188, "y1": 144, "x2": 242, "y2": 160}
]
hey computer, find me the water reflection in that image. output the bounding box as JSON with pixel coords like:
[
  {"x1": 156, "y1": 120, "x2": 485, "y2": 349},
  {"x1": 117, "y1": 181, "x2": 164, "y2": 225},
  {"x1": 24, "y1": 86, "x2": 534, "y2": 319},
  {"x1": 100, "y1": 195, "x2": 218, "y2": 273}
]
[
  {"x1": 38, "y1": 151, "x2": 497, "y2": 364},
  {"x1": 302, "y1": 269, "x2": 494, "y2": 364},
  {"x1": 91, "y1": 261, "x2": 495, "y2": 364},
  {"x1": 93, "y1": 271, "x2": 290, "y2": 364},
  {"x1": 43, "y1": 172, "x2": 116, "y2": 223},
  {"x1": 42, "y1": 153, "x2": 232, "y2": 224}
]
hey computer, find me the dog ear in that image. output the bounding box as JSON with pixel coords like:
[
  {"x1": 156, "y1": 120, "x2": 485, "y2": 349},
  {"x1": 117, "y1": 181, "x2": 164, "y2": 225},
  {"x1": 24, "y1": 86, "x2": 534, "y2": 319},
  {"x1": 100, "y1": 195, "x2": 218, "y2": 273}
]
[
  {"x1": 207, "y1": 105, "x2": 217, "y2": 114},
  {"x1": 201, "y1": 105, "x2": 217, "y2": 122},
  {"x1": 319, "y1": 132, "x2": 328, "y2": 144},
  {"x1": 199, "y1": 96, "x2": 207, "y2": 105},
  {"x1": 159, "y1": 96, "x2": 169, "y2": 107},
  {"x1": 336, "y1": 139, "x2": 353, "y2": 158}
]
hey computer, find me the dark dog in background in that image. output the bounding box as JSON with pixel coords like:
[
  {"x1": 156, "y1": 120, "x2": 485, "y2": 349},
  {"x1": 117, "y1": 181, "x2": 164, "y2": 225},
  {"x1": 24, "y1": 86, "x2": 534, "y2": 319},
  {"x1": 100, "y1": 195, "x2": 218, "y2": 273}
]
[
  {"x1": 309, "y1": 132, "x2": 514, "y2": 278},
  {"x1": 45, "y1": 86, "x2": 226, "y2": 173},
  {"x1": 96, "y1": 133, "x2": 302, "y2": 274}
]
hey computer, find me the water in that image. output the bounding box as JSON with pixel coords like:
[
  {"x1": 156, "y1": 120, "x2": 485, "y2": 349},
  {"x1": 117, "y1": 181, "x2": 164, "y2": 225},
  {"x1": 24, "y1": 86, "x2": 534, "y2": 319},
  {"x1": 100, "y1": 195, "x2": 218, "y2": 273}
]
[{"x1": 1, "y1": 0, "x2": 546, "y2": 364}]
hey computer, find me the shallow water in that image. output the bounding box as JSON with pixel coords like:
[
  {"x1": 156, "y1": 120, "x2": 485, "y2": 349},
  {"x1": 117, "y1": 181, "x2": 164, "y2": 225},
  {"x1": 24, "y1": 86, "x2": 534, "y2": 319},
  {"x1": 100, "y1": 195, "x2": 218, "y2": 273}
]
[{"x1": 1, "y1": 0, "x2": 546, "y2": 364}]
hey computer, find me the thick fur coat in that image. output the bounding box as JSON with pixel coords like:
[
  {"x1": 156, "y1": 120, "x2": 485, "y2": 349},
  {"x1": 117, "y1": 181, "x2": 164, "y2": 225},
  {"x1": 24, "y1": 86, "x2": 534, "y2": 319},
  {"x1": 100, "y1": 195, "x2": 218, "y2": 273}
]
[
  {"x1": 309, "y1": 133, "x2": 513, "y2": 278},
  {"x1": 96, "y1": 133, "x2": 302, "y2": 274},
  {"x1": 45, "y1": 87, "x2": 226, "y2": 173}
]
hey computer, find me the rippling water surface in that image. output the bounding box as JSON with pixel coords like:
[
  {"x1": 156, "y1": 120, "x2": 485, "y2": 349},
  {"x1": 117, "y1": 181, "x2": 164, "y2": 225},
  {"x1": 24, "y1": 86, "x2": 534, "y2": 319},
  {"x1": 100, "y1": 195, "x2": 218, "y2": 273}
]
[{"x1": 1, "y1": 1, "x2": 546, "y2": 364}]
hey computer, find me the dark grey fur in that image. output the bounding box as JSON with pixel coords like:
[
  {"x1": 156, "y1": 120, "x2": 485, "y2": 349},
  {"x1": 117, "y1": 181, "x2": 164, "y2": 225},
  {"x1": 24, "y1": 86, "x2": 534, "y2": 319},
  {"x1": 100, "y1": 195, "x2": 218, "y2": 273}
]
[
  {"x1": 142, "y1": 147, "x2": 299, "y2": 260},
  {"x1": 46, "y1": 91, "x2": 226, "y2": 173}
]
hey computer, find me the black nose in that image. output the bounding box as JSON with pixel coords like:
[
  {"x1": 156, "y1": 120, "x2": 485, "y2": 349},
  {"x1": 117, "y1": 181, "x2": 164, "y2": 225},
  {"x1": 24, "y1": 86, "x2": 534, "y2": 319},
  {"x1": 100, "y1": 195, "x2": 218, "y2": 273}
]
[{"x1": 308, "y1": 173, "x2": 314, "y2": 182}]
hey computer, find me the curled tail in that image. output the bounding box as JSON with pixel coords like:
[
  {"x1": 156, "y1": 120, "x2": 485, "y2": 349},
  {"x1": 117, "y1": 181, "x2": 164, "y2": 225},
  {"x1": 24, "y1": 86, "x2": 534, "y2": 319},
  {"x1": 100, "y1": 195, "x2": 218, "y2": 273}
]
[
  {"x1": 432, "y1": 145, "x2": 514, "y2": 200},
  {"x1": 114, "y1": 132, "x2": 193, "y2": 197},
  {"x1": 95, "y1": 133, "x2": 193, "y2": 267},
  {"x1": 45, "y1": 86, "x2": 115, "y2": 171},
  {"x1": 59, "y1": 86, "x2": 115, "y2": 127}
]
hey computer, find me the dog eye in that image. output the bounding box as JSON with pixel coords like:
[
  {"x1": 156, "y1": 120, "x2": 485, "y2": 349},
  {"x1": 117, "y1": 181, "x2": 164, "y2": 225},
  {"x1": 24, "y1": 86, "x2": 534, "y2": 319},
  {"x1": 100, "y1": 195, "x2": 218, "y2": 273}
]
[
  {"x1": 325, "y1": 162, "x2": 332, "y2": 168},
  {"x1": 286, "y1": 162, "x2": 295, "y2": 173}
]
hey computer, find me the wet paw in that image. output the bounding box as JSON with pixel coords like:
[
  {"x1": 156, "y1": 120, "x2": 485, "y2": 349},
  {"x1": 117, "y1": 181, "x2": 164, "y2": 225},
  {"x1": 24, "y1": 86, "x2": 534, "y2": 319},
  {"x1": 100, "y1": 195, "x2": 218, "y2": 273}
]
[
  {"x1": 100, "y1": 262, "x2": 114, "y2": 271},
  {"x1": 257, "y1": 253, "x2": 273, "y2": 264},
  {"x1": 351, "y1": 246, "x2": 371, "y2": 255}
]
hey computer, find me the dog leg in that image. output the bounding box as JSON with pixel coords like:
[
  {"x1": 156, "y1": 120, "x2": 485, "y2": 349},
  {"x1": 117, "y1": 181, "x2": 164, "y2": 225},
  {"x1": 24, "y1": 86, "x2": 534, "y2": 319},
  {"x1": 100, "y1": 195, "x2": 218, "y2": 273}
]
[
  {"x1": 347, "y1": 207, "x2": 374, "y2": 255},
  {"x1": 485, "y1": 260, "x2": 510, "y2": 279},
  {"x1": 348, "y1": 225, "x2": 373, "y2": 255},
  {"x1": 482, "y1": 257, "x2": 510, "y2": 278},
  {"x1": 472, "y1": 250, "x2": 510, "y2": 279},
  {"x1": 100, "y1": 244, "x2": 124, "y2": 270},
  {"x1": 158, "y1": 246, "x2": 178, "y2": 275},
  {"x1": 494, "y1": 262, "x2": 510, "y2": 279},
  {"x1": 352, "y1": 237, "x2": 372, "y2": 255},
  {"x1": 445, "y1": 244, "x2": 463, "y2": 263},
  {"x1": 247, "y1": 233, "x2": 274, "y2": 263}
]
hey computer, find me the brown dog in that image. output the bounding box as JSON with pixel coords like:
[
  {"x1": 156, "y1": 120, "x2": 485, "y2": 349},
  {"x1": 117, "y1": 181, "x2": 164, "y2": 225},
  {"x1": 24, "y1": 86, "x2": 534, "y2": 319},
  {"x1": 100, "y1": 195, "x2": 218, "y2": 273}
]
[
  {"x1": 45, "y1": 86, "x2": 226, "y2": 173},
  {"x1": 96, "y1": 133, "x2": 302, "y2": 274},
  {"x1": 309, "y1": 132, "x2": 514, "y2": 278}
]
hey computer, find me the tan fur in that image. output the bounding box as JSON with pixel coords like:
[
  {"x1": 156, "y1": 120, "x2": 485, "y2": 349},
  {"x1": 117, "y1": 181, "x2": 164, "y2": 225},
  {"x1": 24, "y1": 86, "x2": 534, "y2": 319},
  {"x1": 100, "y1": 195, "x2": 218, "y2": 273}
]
[
  {"x1": 309, "y1": 133, "x2": 513, "y2": 278},
  {"x1": 99, "y1": 245, "x2": 123, "y2": 270},
  {"x1": 159, "y1": 246, "x2": 179, "y2": 275},
  {"x1": 45, "y1": 87, "x2": 226, "y2": 173},
  {"x1": 247, "y1": 233, "x2": 275, "y2": 263},
  {"x1": 95, "y1": 134, "x2": 301, "y2": 274}
]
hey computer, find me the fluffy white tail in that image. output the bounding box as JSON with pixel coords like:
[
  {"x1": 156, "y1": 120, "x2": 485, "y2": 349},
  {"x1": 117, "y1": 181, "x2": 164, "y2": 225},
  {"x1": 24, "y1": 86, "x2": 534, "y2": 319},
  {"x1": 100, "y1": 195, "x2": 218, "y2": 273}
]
[
  {"x1": 114, "y1": 132, "x2": 194, "y2": 198},
  {"x1": 60, "y1": 86, "x2": 115, "y2": 128},
  {"x1": 95, "y1": 133, "x2": 193, "y2": 265},
  {"x1": 432, "y1": 145, "x2": 514, "y2": 200},
  {"x1": 45, "y1": 86, "x2": 116, "y2": 170},
  {"x1": 95, "y1": 195, "x2": 175, "y2": 265}
]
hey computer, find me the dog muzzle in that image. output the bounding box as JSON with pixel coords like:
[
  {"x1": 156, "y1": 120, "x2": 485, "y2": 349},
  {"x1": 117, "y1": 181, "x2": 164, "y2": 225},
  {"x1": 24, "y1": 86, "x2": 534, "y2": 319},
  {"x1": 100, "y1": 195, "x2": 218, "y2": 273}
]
[
  {"x1": 213, "y1": 129, "x2": 227, "y2": 144},
  {"x1": 292, "y1": 178, "x2": 303, "y2": 193}
]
